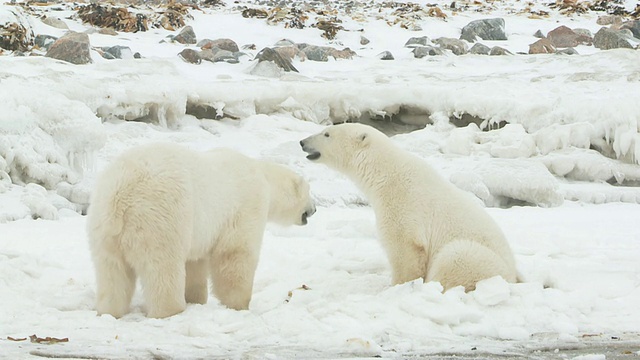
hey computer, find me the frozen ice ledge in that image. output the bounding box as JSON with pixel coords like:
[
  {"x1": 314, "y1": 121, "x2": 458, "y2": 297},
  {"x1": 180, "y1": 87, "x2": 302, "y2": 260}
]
[{"x1": 1, "y1": 53, "x2": 640, "y2": 221}]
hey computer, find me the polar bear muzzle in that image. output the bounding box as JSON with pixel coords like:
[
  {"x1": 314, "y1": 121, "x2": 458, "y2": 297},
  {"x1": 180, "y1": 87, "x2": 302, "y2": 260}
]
[
  {"x1": 301, "y1": 205, "x2": 316, "y2": 225},
  {"x1": 299, "y1": 138, "x2": 321, "y2": 160}
]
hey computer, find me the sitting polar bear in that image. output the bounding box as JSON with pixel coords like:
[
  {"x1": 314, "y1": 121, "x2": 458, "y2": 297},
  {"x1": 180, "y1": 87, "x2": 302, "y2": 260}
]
[
  {"x1": 86, "y1": 143, "x2": 316, "y2": 318},
  {"x1": 300, "y1": 123, "x2": 517, "y2": 291}
]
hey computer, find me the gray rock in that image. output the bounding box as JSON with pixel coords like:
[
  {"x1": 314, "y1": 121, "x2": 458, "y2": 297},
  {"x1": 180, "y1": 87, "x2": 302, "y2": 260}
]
[
  {"x1": 301, "y1": 45, "x2": 330, "y2": 61},
  {"x1": 534, "y1": 29, "x2": 545, "y2": 38},
  {"x1": 45, "y1": 32, "x2": 92, "y2": 64},
  {"x1": 489, "y1": 46, "x2": 512, "y2": 56},
  {"x1": 556, "y1": 47, "x2": 579, "y2": 55},
  {"x1": 573, "y1": 28, "x2": 593, "y2": 38},
  {"x1": 178, "y1": 48, "x2": 201, "y2": 64},
  {"x1": 254, "y1": 47, "x2": 298, "y2": 72},
  {"x1": 460, "y1": 18, "x2": 507, "y2": 43},
  {"x1": 173, "y1": 25, "x2": 197, "y2": 44},
  {"x1": 469, "y1": 42, "x2": 490, "y2": 55},
  {"x1": 412, "y1": 46, "x2": 444, "y2": 58},
  {"x1": 34, "y1": 34, "x2": 58, "y2": 50},
  {"x1": 300, "y1": 45, "x2": 355, "y2": 62},
  {"x1": 197, "y1": 38, "x2": 239, "y2": 52},
  {"x1": 377, "y1": 51, "x2": 394, "y2": 60},
  {"x1": 404, "y1": 36, "x2": 429, "y2": 48},
  {"x1": 360, "y1": 35, "x2": 370, "y2": 45},
  {"x1": 103, "y1": 45, "x2": 133, "y2": 59},
  {"x1": 433, "y1": 37, "x2": 468, "y2": 55},
  {"x1": 593, "y1": 27, "x2": 633, "y2": 50},
  {"x1": 200, "y1": 48, "x2": 237, "y2": 63},
  {"x1": 41, "y1": 16, "x2": 68, "y2": 30},
  {"x1": 620, "y1": 20, "x2": 640, "y2": 39},
  {"x1": 274, "y1": 38, "x2": 295, "y2": 47}
]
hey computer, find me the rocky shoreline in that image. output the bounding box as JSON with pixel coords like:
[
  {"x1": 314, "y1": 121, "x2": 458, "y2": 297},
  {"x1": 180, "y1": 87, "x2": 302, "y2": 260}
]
[{"x1": 2, "y1": 0, "x2": 639, "y2": 69}]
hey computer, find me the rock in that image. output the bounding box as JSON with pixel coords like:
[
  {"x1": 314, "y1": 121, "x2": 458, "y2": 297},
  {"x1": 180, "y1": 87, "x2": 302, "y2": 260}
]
[
  {"x1": 597, "y1": 15, "x2": 623, "y2": 26},
  {"x1": 274, "y1": 38, "x2": 295, "y2": 47},
  {"x1": 529, "y1": 38, "x2": 556, "y2": 54},
  {"x1": 178, "y1": 48, "x2": 201, "y2": 64},
  {"x1": 593, "y1": 27, "x2": 633, "y2": 50},
  {"x1": 412, "y1": 46, "x2": 444, "y2": 58},
  {"x1": 197, "y1": 38, "x2": 239, "y2": 52},
  {"x1": 254, "y1": 47, "x2": 298, "y2": 72},
  {"x1": 103, "y1": 45, "x2": 134, "y2": 59},
  {"x1": 301, "y1": 45, "x2": 330, "y2": 61},
  {"x1": 460, "y1": 18, "x2": 507, "y2": 43},
  {"x1": 433, "y1": 37, "x2": 468, "y2": 55},
  {"x1": 573, "y1": 28, "x2": 593, "y2": 38},
  {"x1": 360, "y1": 35, "x2": 370, "y2": 45},
  {"x1": 489, "y1": 46, "x2": 511, "y2": 56},
  {"x1": 45, "y1": 32, "x2": 92, "y2": 64},
  {"x1": 377, "y1": 51, "x2": 394, "y2": 60},
  {"x1": 556, "y1": 47, "x2": 579, "y2": 55},
  {"x1": 330, "y1": 47, "x2": 356, "y2": 60},
  {"x1": 272, "y1": 45, "x2": 306, "y2": 61},
  {"x1": 533, "y1": 29, "x2": 545, "y2": 38},
  {"x1": 41, "y1": 16, "x2": 68, "y2": 30},
  {"x1": 173, "y1": 25, "x2": 196, "y2": 44},
  {"x1": 404, "y1": 36, "x2": 429, "y2": 48},
  {"x1": 547, "y1": 25, "x2": 591, "y2": 48},
  {"x1": 34, "y1": 34, "x2": 58, "y2": 51},
  {"x1": 301, "y1": 45, "x2": 355, "y2": 62},
  {"x1": 242, "y1": 44, "x2": 256, "y2": 50},
  {"x1": 0, "y1": 8, "x2": 34, "y2": 51},
  {"x1": 620, "y1": 20, "x2": 640, "y2": 39},
  {"x1": 200, "y1": 48, "x2": 237, "y2": 63},
  {"x1": 469, "y1": 42, "x2": 490, "y2": 55},
  {"x1": 250, "y1": 61, "x2": 285, "y2": 78}
]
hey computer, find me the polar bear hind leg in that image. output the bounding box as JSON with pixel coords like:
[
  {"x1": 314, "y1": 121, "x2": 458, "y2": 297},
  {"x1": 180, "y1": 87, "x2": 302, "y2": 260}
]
[
  {"x1": 428, "y1": 240, "x2": 514, "y2": 292},
  {"x1": 93, "y1": 245, "x2": 136, "y2": 319},
  {"x1": 185, "y1": 258, "x2": 209, "y2": 304}
]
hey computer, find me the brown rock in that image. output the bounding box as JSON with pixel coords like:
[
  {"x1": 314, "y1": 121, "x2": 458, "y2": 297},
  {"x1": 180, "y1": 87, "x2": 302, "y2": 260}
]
[
  {"x1": 178, "y1": 48, "x2": 201, "y2": 64},
  {"x1": 198, "y1": 38, "x2": 239, "y2": 52},
  {"x1": 529, "y1": 38, "x2": 556, "y2": 54},
  {"x1": 45, "y1": 32, "x2": 92, "y2": 64},
  {"x1": 547, "y1": 25, "x2": 591, "y2": 48}
]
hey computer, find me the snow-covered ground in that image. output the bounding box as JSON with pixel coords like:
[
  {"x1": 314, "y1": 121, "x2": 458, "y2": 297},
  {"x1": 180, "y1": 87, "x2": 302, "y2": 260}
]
[{"x1": 1, "y1": 0, "x2": 640, "y2": 358}]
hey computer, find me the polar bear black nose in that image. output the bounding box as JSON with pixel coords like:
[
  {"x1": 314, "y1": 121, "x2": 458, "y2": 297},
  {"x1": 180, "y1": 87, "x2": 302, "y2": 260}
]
[{"x1": 299, "y1": 140, "x2": 305, "y2": 147}]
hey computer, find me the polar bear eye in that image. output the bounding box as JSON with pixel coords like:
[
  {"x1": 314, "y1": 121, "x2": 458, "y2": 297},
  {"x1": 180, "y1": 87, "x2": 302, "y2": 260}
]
[{"x1": 324, "y1": 133, "x2": 330, "y2": 138}]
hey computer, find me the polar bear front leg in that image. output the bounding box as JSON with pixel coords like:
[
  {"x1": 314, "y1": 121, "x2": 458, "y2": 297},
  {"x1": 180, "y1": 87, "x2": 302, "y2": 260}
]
[
  {"x1": 210, "y1": 226, "x2": 263, "y2": 311},
  {"x1": 185, "y1": 258, "x2": 209, "y2": 304},
  {"x1": 379, "y1": 227, "x2": 429, "y2": 285}
]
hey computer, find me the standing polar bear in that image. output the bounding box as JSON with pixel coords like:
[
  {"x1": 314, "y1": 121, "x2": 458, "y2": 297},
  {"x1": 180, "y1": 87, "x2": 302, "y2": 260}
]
[
  {"x1": 87, "y1": 143, "x2": 316, "y2": 318},
  {"x1": 300, "y1": 123, "x2": 517, "y2": 291}
]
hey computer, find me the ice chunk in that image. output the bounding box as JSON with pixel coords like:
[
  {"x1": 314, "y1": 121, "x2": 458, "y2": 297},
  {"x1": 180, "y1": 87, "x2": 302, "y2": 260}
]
[{"x1": 472, "y1": 276, "x2": 511, "y2": 306}]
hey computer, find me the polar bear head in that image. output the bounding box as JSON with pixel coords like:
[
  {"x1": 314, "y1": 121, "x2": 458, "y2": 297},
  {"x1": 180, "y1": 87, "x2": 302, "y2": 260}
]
[
  {"x1": 299, "y1": 123, "x2": 387, "y2": 173},
  {"x1": 265, "y1": 164, "x2": 316, "y2": 226}
]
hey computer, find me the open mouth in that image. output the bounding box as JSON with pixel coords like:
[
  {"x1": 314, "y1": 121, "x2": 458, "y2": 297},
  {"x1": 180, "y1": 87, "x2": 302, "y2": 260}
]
[{"x1": 306, "y1": 152, "x2": 321, "y2": 160}]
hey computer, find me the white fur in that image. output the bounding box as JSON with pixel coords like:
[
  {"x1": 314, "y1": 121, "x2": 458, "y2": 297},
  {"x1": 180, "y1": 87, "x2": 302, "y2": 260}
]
[
  {"x1": 301, "y1": 123, "x2": 517, "y2": 291},
  {"x1": 87, "y1": 143, "x2": 315, "y2": 318}
]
